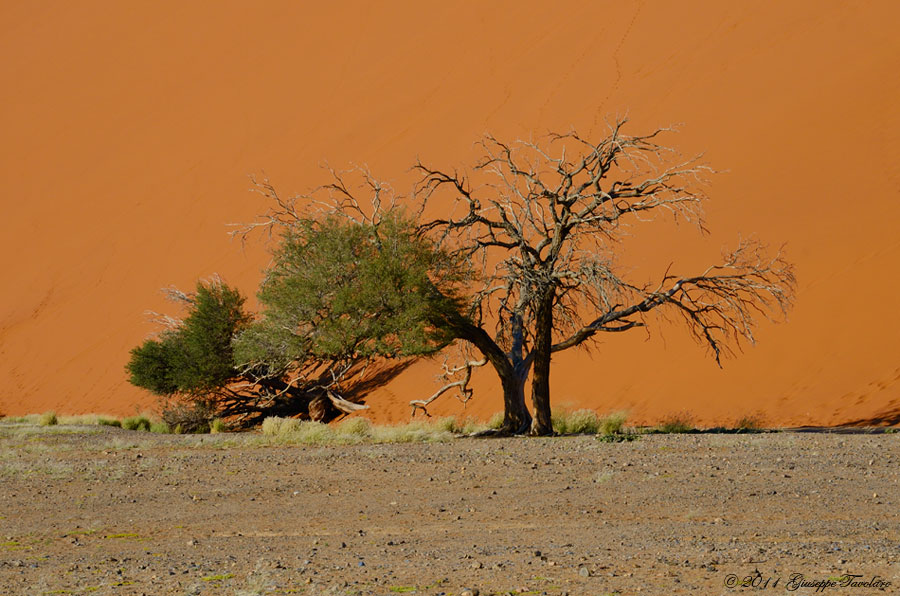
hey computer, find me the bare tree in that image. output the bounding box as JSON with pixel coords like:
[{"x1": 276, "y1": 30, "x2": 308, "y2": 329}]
[{"x1": 415, "y1": 118, "x2": 795, "y2": 435}]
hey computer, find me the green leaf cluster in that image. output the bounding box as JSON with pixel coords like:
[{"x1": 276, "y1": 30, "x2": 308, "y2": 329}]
[
  {"x1": 126, "y1": 280, "x2": 250, "y2": 395},
  {"x1": 233, "y1": 212, "x2": 464, "y2": 373}
]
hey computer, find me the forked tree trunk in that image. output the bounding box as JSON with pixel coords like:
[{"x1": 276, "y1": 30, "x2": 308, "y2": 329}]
[
  {"x1": 440, "y1": 308, "x2": 533, "y2": 434},
  {"x1": 529, "y1": 292, "x2": 555, "y2": 436}
]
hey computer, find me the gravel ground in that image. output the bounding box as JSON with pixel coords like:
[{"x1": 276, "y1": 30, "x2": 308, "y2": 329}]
[{"x1": 0, "y1": 425, "x2": 898, "y2": 596}]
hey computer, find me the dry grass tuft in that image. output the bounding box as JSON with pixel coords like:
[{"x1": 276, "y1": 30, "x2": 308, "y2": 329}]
[
  {"x1": 487, "y1": 411, "x2": 504, "y2": 430},
  {"x1": 598, "y1": 411, "x2": 629, "y2": 436},
  {"x1": 733, "y1": 412, "x2": 767, "y2": 431},
  {"x1": 259, "y1": 416, "x2": 481, "y2": 445},
  {"x1": 551, "y1": 409, "x2": 630, "y2": 436},
  {"x1": 552, "y1": 409, "x2": 601, "y2": 434},
  {"x1": 657, "y1": 411, "x2": 696, "y2": 434}
]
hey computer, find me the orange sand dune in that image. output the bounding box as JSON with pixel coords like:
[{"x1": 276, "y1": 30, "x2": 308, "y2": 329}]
[{"x1": 1, "y1": 1, "x2": 898, "y2": 427}]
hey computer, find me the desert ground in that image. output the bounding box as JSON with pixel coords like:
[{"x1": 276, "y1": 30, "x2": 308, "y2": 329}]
[
  {"x1": 1, "y1": 1, "x2": 899, "y2": 428},
  {"x1": 1, "y1": 423, "x2": 897, "y2": 595}
]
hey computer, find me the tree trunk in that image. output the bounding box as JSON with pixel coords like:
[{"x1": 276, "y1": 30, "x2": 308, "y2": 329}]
[
  {"x1": 530, "y1": 291, "x2": 555, "y2": 436},
  {"x1": 500, "y1": 369, "x2": 531, "y2": 434},
  {"x1": 437, "y1": 306, "x2": 532, "y2": 434}
]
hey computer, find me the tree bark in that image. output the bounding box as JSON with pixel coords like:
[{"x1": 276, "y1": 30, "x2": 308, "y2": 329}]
[
  {"x1": 500, "y1": 368, "x2": 531, "y2": 434},
  {"x1": 529, "y1": 291, "x2": 555, "y2": 436}
]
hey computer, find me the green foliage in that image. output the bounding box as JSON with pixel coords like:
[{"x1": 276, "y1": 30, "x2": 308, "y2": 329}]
[
  {"x1": 125, "y1": 337, "x2": 180, "y2": 395},
  {"x1": 121, "y1": 416, "x2": 152, "y2": 431},
  {"x1": 40, "y1": 411, "x2": 58, "y2": 426},
  {"x1": 98, "y1": 417, "x2": 122, "y2": 427},
  {"x1": 551, "y1": 409, "x2": 629, "y2": 436},
  {"x1": 233, "y1": 213, "x2": 464, "y2": 373},
  {"x1": 149, "y1": 421, "x2": 171, "y2": 434},
  {"x1": 126, "y1": 280, "x2": 250, "y2": 397},
  {"x1": 202, "y1": 574, "x2": 234, "y2": 582},
  {"x1": 170, "y1": 281, "x2": 250, "y2": 393},
  {"x1": 598, "y1": 411, "x2": 629, "y2": 436},
  {"x1": 209, "y1": 418, "x2": 227, "y2": 434}
]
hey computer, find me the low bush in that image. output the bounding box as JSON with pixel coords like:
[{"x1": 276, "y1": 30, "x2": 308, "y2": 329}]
[
  {"x1": 598, "y1": 411, "x2": 629, "y2": 436},
  {"x1": 209, "y1": 418, "x2": 227, "y2": 434},
  {"x1": 159, "y1": 398, "x2": 214, "y2": 434},
  {"x1": 39, "y1": 411, "x2": 58, "y2": 426},
  {"x1": 149, "y1": 421, "x2": 171, "y2": 434},
  {"x1": 121, "y1": 416, "x2": 152, "y2": 431}
]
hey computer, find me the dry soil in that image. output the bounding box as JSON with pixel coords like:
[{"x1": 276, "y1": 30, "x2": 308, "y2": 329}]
[{"x1": 1, "y1": 424, "x2": 898, "y2": 595}]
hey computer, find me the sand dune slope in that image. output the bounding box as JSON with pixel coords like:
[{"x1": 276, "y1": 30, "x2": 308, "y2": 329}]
[{"x1": 1, "y1": 2, "x2": 898, "y2": 426}]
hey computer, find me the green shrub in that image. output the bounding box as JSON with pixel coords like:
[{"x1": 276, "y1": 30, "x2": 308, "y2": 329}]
[
  {"x1": 126, "y1": 281, "x2": 250, "y2": 397},
  {"x1": 149, "y1": 421, "x2": 171, "y2": 434},
  {"x1": 598, "y1": 411, "x2": 628, "y2": 436},
  {"x1": 121, "y1": 416, "x2": 152, "y2": 431},
  {"x1": 209, "y1": 418, "x2": 227, "y2": 434},
  {"x1": 98, "y1": 417, "x2": 122, "y2": 427},
  {"x1": 40, "y1": 411, "x2": 58, "y2": 426}
]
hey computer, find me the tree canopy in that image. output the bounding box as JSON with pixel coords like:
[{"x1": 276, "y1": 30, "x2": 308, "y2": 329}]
[
  {"x1": 127, "y1": 280, "x2": 250, "y2": 396},
  {"x1": 126, "y1": 280, "x2": 251, "y2": 430},
  {"x1": 127, "y1": 207, "x2": 466, "y2": 428},
  {"x1": 233, "y1": 211, "x2": 464, "y2": 375}
]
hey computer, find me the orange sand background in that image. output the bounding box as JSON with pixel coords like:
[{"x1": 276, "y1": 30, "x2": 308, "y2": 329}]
[{"x1": 1, "y1": 1, "x2": 898, "y2": 427}]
